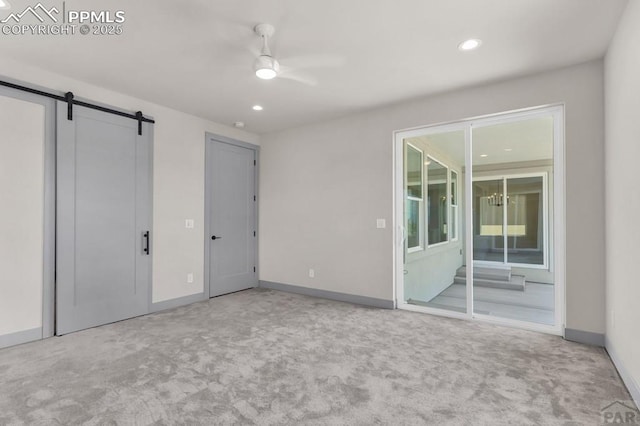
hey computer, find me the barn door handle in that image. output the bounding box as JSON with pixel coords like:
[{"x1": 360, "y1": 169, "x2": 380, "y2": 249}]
[
  {"x1": 143, "y1": 231, "x2": 150, "y2": 255},
  {"x1": 211, "y1": 235, "x2": 222, "y2": 240}
]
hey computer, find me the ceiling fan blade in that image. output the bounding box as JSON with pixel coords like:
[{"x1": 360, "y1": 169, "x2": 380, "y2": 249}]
[
  {"x1": 211, "y1": 20, "x2": 259, "y2": 58},
  {"x1": 278, "y1": 70, "x2": 318, "y2": 86},
  {"x1": 214, "y1": 21, "x2": 254, "y2": 42},
  {"x1": 278, "y1": 54, "x2": 346, "y2": 69},
  {"x1": 247, "y1": 45, "x2": 262, "y2": 57}
]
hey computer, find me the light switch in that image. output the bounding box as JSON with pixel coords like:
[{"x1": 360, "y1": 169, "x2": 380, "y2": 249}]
[
  {"x1": 185, "y1": 219, "x2": 194, "y2": 229},
  {"x1": 187, "y1": 273, "x2": 194, "y2": 283},
  {"x1": 376, "y1": 219, "x2": 386, "y2": 229}
]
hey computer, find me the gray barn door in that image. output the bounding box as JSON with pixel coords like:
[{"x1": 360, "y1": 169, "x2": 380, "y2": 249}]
[
  {"x1": 207, "y1": 139, "x2": 257, "y2": 297},
  {"x1": 56, "y1": 102, "x2": 152, "y2": 335}
]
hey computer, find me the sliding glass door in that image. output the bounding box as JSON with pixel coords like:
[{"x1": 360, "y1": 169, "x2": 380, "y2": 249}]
[
  {"x1": 473, "y1": 175, "x2": 547, "y2": 267},
  {"x1": 396, "y1": 105, "x2": 563, "y2": 333}
]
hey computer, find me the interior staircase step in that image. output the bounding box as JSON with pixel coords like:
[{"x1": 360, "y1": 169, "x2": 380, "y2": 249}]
[
  {"x1": 456, "y1": 265, "x2": 511, "y2": 282},
  {"x1": 453, "y1": 274, "x2": 525, "y2": 291}
]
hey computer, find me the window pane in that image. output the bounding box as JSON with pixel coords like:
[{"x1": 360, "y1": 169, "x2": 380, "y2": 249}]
[
  {"x1": 451, "y1": 170, "x2": 458, "y2": 206},
  {"x1": 473, "y1": 179, "x2": 504, "y2": 262},
  {"x1": 406, "y1": 145, "x2": 422, "y2": 198},
  {"x1": 506, "y1": 176, "x2": 544, "y2": 265},
  {"x1": 427, "y1": 158, "x2": 448, "y2": 245},
  {"x1": 406, "y1": 199, "x2": 420, "y2": 249},
  {"x1": 451, "y1": 205, "x2": 458, "y2": 241}
]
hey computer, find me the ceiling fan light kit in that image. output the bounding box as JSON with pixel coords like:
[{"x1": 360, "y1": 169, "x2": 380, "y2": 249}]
[
  {"x1": 254, "y1": 23, "x2": 280, "y2": 80},
  {"x1": 254, "y1": 55, "x2": 280, "y2": 79}
]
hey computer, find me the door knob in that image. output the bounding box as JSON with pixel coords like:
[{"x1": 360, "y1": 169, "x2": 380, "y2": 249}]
[{"x1": 211, "y1": 235, "x2": 222, "y2": 240}]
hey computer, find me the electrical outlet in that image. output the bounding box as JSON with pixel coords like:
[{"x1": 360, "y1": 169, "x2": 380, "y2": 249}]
[
  {"x1": 187, "y1": 273, "x2": 194, "y2": 283},
  {"x1": 376, "y1": 219, "x2": 386, "y2": 229},
  {"x1": 308, "y1": 269, "x2": 315, "y2": 278},
  {"x1": 185, "y1": 219, "x2": 194, "y2": 229}
]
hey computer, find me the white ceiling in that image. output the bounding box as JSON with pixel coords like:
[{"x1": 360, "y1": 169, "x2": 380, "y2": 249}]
[{"x1": 0, "y1": 0, "x2": 628, "y2": 134}]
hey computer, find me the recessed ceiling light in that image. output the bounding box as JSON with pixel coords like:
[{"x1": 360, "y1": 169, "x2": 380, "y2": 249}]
[
  {"x1": 504, "y1": 148, "x2": 513, "y2": 152},
  {"x1": 480, "y1": 154, "x2": 488, "y2": 158},
  {"x1": 458, "y1": 39, "x2": 482, "y2": 51},
  {"x1": 252, "y1": 105, "x2": 263, "y2": 111}
]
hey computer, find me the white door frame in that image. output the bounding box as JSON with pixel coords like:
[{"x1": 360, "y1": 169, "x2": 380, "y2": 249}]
[{"x1": 393, "y1": 104, "x2": 565, "y2": 336}]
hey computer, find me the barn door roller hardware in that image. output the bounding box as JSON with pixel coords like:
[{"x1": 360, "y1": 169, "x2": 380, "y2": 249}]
[
  {"x1": 65, "y1": 92, "x2": 74, "y2": 120},
  {"x1": 0, "y1": 79, "x2": 155, "y2": 135}
]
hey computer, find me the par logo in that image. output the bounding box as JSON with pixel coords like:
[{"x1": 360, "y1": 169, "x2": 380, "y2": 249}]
[
  {"x1": 1, "y1": 2, "x2": 58, "y2": 23},
  {"x1": 601, "y1": 400, "x2": 640, "y2": 424}
]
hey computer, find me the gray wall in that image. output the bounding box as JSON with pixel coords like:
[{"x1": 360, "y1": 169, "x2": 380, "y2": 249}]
[
  {"x1": 604, "y1": 0, "x2": 640, "y2": 403},
  {"x1": 260, "y1": 60, "x2": 605, "y2": 334}
]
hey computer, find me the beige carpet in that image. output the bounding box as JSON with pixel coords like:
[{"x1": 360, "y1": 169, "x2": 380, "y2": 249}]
[{"x1": 0, "y1": 288, "x2": 633, "y2": 425}]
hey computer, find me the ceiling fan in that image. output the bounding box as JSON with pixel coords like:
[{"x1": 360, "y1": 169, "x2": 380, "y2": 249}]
[
  {"x1": 252, "y1": 23, "x2": 343, "y2": 86},
  {"x1": 253, "y1": 24, "x2": 280, "y2": 80}
]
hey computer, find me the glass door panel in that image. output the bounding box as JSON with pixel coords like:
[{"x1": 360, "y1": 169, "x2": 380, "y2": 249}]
[
  {"x1": 472, "y1": 115, "x2": 555, "y2": 326},
  {"x1": 402, "y1": 130, "x2": 466, "y2": 314}
]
